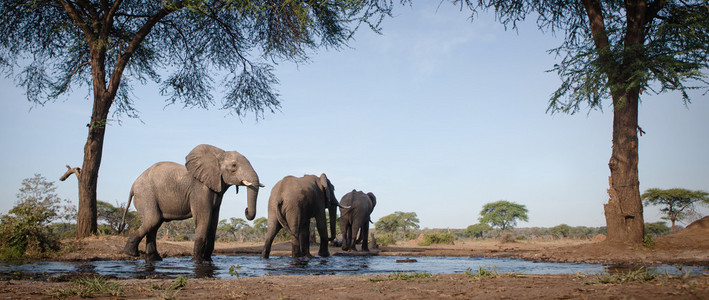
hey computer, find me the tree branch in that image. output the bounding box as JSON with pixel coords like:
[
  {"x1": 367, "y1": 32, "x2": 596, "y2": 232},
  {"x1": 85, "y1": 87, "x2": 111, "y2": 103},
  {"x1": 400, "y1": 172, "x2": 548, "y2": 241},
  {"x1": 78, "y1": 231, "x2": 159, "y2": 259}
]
[
  {"x1": 56, "y1": 0, "x2": 95, "y2": 40},
  {"x1": 107, "y1": 7, "x2": 172, "y2": 98},
  {"x1": 60, "y1": 165, "x2": 81, "y2": 181}
]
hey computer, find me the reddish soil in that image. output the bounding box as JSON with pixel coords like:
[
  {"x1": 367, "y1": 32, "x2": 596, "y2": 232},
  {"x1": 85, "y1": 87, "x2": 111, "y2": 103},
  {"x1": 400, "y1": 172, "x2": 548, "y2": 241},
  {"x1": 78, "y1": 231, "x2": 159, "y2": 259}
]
[{"x1": 1, "y1": 217, "x2": 708, "y2": 299}]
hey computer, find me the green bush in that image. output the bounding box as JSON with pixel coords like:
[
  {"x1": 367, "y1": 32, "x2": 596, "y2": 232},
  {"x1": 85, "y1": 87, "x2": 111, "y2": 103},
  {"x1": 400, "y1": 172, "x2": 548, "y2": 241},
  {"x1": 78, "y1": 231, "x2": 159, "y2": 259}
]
[
  {"x1": 0, "y1": 174, "x2": 67, "y2": 260},
  {"x1": 377, "y1": 233, "x2": 396, "y2": 246},
  {"x1": 417, "y1": 233, "x2": 455, "y2": 246}
]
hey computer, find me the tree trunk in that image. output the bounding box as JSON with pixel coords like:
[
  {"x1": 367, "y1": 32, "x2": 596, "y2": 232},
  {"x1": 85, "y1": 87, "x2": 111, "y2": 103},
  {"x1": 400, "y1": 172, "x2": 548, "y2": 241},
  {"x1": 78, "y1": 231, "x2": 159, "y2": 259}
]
[
  {"x1": 76, "y1": 91, "x2": 112, "y2": 238},
  {"x1": 604, "y1": 91, "x2": 644, "y2": 244}
]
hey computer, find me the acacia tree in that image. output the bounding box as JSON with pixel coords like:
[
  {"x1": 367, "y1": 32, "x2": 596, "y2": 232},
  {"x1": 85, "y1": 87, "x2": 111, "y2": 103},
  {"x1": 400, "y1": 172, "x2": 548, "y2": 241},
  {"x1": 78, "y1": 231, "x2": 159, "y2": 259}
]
[
  {"x1": 478, "y1": 200, "x2": 528, "y2": 231},
  {"x1": 0, "y1": 0, "x2": 397, "y2": 237},
  {"x1": 452, "y1": 0, "x2": 709, "y2": 244},
  {"x1": 641, "y1": 188, "x2": 709, "y2": 232},
  {"x1": 374, "y1": 211, "x2": 420, "y2": 233}
]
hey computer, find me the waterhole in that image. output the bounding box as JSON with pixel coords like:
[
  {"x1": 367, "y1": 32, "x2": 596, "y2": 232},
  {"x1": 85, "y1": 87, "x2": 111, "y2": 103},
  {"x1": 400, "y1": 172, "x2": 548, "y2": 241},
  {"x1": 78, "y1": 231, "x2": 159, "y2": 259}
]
[{"x1": 1, "y1": 256, "x2": 706, "y2": 280}]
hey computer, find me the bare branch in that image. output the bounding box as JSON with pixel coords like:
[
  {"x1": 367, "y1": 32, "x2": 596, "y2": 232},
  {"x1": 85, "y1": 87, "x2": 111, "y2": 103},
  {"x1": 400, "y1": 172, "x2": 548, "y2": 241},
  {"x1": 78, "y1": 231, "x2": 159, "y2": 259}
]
[{"x1": 59, "y1": 165, "x2": 81, "y2": 181}]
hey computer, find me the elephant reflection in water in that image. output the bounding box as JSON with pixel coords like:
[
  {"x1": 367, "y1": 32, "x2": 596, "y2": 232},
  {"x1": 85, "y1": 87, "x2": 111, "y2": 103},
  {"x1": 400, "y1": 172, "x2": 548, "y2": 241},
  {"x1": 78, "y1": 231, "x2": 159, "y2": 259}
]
[{"x1": 121, "y1": 144, "x2": 263, "y2": 262}]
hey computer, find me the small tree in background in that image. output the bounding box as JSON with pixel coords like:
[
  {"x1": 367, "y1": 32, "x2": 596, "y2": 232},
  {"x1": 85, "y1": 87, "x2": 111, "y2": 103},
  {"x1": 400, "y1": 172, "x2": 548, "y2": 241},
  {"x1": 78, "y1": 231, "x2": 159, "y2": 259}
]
[
  {"x1": 464, "y1": 223, "x2": 491, "y2": 239},
  {"x1": 217, "y1": 217, "x2": 250, "y2": 242},
  {"x1": 644, "y1": 222, "x2": 672, "y2": 237},
  {"x1": 0, "y1": 174, "x2": 68, "y2": 259},
  {"x1": 641, "y1": 188, "x2": 709, "y2": 232},
  {"x1": 479, "y1": 200, "x2": 529, "y2": 231},
  {"x1": 550, "y1": 224, "x2": 572, "y2": 239},
  {"x1": 375, "y1": 211, "x2": 420, "y2": 235}
]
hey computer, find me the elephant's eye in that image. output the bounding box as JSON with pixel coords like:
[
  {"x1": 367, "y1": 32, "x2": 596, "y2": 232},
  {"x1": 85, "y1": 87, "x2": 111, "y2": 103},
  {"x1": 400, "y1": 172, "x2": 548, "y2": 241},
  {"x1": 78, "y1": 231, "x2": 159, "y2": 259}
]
[{"x1": 231, "y1": 163, "x2": 237, "y2": 169}]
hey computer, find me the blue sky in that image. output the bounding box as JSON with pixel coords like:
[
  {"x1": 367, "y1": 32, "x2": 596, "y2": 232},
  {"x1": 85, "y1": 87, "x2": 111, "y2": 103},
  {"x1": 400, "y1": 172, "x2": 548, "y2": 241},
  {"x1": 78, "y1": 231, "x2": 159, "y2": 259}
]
[{"x1": 1, "y1": 2, "x2": 707, "y2": 229}]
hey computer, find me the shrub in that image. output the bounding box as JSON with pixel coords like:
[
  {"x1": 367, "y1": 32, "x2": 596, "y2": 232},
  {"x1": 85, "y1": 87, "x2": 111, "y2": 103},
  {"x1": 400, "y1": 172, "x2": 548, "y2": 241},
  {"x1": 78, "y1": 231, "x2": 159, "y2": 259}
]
[
  {"x1": 0, "y1": 174, "x2": 67, "y2": 260},
  {"x1": 500, "y1": 232, "x2": 516, "y2": 243},
  {"x1": 377, "y1": 233, "x2": 396, "y2": 246},
  {"x1": 417, "y1": 233, "x2": 455, "y2": 246}
]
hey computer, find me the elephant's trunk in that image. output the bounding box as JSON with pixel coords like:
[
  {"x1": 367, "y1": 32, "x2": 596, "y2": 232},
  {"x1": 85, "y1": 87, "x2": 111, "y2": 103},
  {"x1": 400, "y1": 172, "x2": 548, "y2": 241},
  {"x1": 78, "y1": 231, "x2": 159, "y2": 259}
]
[
  {"x1": 244, "y1": 186, "x2": 259, "y2": 220},
  {"x1": 329, "y1": 203, "x2": 337, "y2": 242}
]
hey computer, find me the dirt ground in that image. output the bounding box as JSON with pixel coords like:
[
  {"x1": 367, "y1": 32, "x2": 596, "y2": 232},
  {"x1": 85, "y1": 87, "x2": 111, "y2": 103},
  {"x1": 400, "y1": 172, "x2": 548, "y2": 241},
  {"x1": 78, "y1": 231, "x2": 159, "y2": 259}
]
[{"x1": 1, "y1": 217, "x2": 708, "y2": 299}]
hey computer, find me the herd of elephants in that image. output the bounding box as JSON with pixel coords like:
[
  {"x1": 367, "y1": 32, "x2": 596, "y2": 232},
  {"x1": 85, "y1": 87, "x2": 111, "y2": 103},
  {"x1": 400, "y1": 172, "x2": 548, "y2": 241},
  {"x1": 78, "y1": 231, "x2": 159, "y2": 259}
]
[{"x1": 120, "y1": 144, "x2": 376, "y2": 262}]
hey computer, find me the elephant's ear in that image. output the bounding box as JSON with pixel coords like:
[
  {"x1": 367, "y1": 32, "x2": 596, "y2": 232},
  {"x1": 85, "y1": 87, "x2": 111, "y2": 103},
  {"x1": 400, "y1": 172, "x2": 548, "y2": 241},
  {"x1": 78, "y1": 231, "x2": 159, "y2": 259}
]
[
  {"x1": 185, "y1": 144, "x2": 225, "y2": 192},
  {"x1": 319, "y1": 173, "x2": 333, "y2": 204},
  {"x1": 367, "y1": 192, "x2": 377, "y2": 209}
]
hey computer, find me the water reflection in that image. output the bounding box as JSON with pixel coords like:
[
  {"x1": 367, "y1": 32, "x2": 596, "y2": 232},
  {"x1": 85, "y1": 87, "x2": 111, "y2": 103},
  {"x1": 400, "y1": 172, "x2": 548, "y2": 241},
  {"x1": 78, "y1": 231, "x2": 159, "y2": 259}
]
[
  {"x1": 193, "y1": 262, "x2": 218, "y2": 278},
  {"x1": 0, "y1": 256, "x2": 706, "y2": 280}
]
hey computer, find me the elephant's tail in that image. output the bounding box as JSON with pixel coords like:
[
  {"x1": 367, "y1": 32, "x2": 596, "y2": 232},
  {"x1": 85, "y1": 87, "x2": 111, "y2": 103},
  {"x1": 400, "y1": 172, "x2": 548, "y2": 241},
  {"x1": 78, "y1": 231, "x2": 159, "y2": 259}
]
[
  {"x1": 276, "y1": 200, "x2": 295, "y2": 237},
  {"x1": 118, "y1": 189, "x2": 134, "y2": 234}
]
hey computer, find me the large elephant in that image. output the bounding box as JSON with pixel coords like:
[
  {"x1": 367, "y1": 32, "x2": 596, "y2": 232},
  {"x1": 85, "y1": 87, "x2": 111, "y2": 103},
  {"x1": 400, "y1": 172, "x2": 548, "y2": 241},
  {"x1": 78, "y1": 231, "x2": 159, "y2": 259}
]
[
  {"x1": 121, "y1": 144, "x2": 263, "y2": 262},
  {"x1": 339, "y1": 190, "x2": 376, "y2": 252},
  {"x1": 261, "y1": 174, "x2": 340, "y2": 258}
]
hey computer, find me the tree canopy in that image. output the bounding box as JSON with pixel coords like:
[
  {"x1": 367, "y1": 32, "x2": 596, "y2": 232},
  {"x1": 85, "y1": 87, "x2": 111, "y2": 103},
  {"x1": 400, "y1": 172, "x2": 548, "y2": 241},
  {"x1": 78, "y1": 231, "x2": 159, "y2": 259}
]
[
  {"x1": 641, "y1": 188, "x2": 709, "y2": 232},
  {"x1": 478, "y1": 200, "x2": 529, "y2": 231},
  {"x1": 0, "y1": 0, "x2": 400, "y2": 237},
  {"x1": 375, "y1": 211, "x2": 420, "y2": 233},
  {"x1": 451, "y1": 0, "x2": 709, "y2": 244}
]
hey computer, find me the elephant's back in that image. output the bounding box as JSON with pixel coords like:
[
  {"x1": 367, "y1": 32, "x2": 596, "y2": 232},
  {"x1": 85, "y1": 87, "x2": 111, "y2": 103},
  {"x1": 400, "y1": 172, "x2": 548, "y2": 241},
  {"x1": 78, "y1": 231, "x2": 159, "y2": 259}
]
[
  {"x1": 341, "y1": 190, "x2": 371, "y2": 213},
  {"x1": 132, "y1": 162, "x2": 189, "y2": 189}
]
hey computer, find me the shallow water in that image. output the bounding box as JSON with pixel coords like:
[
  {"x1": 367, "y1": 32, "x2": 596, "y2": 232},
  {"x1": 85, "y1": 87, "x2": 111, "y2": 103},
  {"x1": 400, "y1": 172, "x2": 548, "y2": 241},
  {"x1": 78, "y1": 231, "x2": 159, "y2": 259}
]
[{"x1": 0, "y1": 255, "x2": 706, "y2": 279}]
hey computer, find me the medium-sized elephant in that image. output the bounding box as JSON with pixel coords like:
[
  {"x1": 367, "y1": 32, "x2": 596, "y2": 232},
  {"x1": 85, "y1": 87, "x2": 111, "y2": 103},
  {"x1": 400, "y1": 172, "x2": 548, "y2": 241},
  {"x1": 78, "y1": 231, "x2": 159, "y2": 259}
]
[
  {"x1": 261, "y1": 174, "x2": 342, "y2": 258},
  {"x1": 121, "y1": 144, "x2": 263, "y2": 262},
  {"x1": 339, "y1": 190, "x2": 376, "y2": 252}
]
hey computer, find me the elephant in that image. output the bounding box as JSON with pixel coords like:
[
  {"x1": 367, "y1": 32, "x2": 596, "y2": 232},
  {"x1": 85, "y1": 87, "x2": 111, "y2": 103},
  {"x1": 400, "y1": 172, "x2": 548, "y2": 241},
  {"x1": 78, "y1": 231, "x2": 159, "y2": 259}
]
[
  {"x1": 339, "y1": 190, "x2": 376, "y2": 252},
  {"x1": 261, "y1": 174, "x2": 341, "y2": 258},
  {"x1": 121, "y1": 144, "x2": 263, "y2": 262}
]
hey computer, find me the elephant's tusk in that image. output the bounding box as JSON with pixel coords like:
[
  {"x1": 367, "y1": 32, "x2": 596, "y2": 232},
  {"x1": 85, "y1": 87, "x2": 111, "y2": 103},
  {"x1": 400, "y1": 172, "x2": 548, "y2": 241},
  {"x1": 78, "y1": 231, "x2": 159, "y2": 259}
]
[
  {"x1": 242, "y1": 180, "x2": 265, "y2": 188},
  {"x1": 338, "y1": 204, "x2": 351, "y2": 209}
]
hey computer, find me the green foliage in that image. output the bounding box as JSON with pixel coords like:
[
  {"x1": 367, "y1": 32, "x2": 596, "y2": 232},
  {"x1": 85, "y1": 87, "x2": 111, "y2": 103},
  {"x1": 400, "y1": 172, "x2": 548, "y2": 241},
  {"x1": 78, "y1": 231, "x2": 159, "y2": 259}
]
[
  {"x1": 417, "y1": 232, "x2": 455, "y2": 246},
  {"x1": 0, "y1": 174, "x2": 70, "y2": 260},
  {"x1": 217, "y1": 217, "x2": 251, "y2": 242},
  {"x1": 464, "y1": 223, "x2": 491, "y2": 239},
  {"x1": 168, "y1": 276, "x2": 188, "y2": 291},
  {"x1": 478, "y1": 200, "x2": 529, "y2": 231},
  {"x1": 642, "y1": 235, "x2": 655, "y2": 249},
  {"x1": 550, "y1": 224, "x2": 572, "y2": 238},
  {"x1": 588, "y1": 267, "x2": 659, "y2": 285},
  {"x1": 157, "y1": 219, "x2": 195, "y2": 241},
  {"x1": 98, "y1": 200, "x2": 138, "y2": 234},
  {"x1": 645, "y1": 222, "x2": 671, "y2": 237},
  {"x1": 369, "y1": 271, "x2": 432, "y2": 282},
  {"x1": 376, "y1": 233, "x2": 396, "y2": 246},
  {"x1": 451, "y1": 1, "x2": 709, "y2": 113},
  {"x1": 229, "y1": 264, "x2": 242, "y2": 278},
  {"x1": 642, "y1": 188, "x2": 709, "y2": 231},
  {"x1": 48, "y1": 276, "x2": 123, "y2": 298},
  {"x1": 375, "y1": 211, "x2": 420, "y2": 233},
  {"x1": 0, "y1": 0, "x2": 400, "y2": 118},
  {"x1": 464, "y1": 265, "x2": 499, "y2": 279}
]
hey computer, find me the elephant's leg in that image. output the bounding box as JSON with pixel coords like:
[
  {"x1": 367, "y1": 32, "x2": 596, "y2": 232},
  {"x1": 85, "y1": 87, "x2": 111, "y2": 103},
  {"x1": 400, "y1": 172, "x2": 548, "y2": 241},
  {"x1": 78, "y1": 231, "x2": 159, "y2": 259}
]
[
  {"x1": 123, "y1": 212, "x2": 159, "y2": 257},
  {"x1": 340, "y1": 218, "x2": 350, "y2": 251},
  {"x1": 123, "y1": 230, "x2": 144, "y2": 257},
  {"x1": 144, "y1": 221, "x2": 163, "y2": 261},
  {"x1": 315, "y1": 214, "x2": 329, "y2": 257},
  {"x1": 298, "y1": 221, "x2": 312, "y2": 257},
  {"x1": 288, "y1": 213, "x2": 304, "y2": 257},
  {"x1": 192, "y1": 217, "x2": 212, "y2": 262},
  {"x1": 361, "y1": 224, "x2": 370, "y2": 252},
  {"x1": 203, "y1": 207, "x2": 221, "y2": 261},
  {"x1": 261, "y1": 218, "x2": 282, "y2": 259}
]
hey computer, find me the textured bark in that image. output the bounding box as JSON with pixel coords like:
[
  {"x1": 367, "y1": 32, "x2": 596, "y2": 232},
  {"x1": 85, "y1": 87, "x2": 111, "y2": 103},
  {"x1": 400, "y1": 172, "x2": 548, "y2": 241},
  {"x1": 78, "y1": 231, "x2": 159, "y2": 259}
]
[{"x1": 604, "y1": 91, "x2": 644, "y2": 243}]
